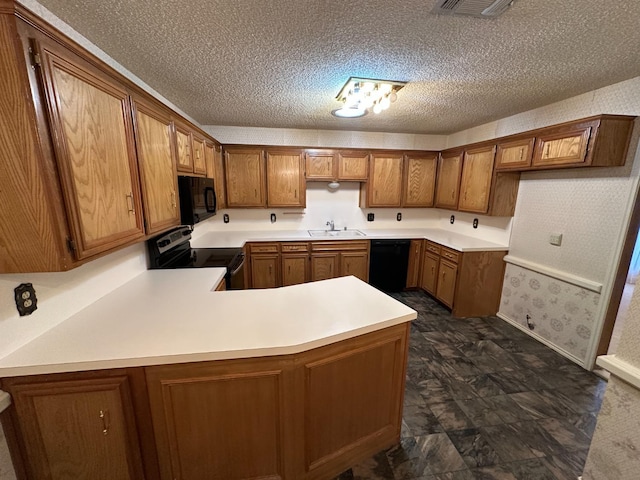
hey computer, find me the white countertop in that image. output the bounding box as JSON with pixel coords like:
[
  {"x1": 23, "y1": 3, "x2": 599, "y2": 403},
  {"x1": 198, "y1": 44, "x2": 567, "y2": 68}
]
[
  {"x1": 0, "y1": 271, "x2": 416, "y2": 377},
  {"x1": 192, "y1": 228, "x2": 509, "y2": 252}
]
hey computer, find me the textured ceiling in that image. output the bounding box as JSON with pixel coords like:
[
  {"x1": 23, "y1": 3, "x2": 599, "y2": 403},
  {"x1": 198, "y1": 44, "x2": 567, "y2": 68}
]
[{"x1": 32, "y1": 0, "x2": 640, "y2": 134}]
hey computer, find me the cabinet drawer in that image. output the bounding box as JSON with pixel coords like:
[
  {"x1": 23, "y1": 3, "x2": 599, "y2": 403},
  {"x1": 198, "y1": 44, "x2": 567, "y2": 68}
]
[
  {"x1": 249, "y1": 243, "x2": 279, "y2": 254},
  {"x1": 425, "y1": 241, "x2": 441, "y2": 255},
  {"x1": 311, "y1": 240, "x2": 369, "y2": 252},
  {"x1": 441, "y1": 247, "x2": 460, "y2": 264},
  {"x1": 281, "y1": 242, "x2": 309, "y2": 253}
]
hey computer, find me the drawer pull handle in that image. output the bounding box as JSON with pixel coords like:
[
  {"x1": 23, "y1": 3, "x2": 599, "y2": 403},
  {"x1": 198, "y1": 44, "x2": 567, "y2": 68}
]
[
  {"x1": 125, "y1": 192, "x2": 135, "y2": 215},
  {"x1": 545, "y1": 143, "x2": 550, "y2": 158},
  {"x1": 171, "y1": 191, "x2": 177, "y2": 208},
  {"x1": 520, "y1": 148, "x2": 524, "y2": 161},
  {"x1": 99, "y1": 409, "x2": 109, "y2": 436}
]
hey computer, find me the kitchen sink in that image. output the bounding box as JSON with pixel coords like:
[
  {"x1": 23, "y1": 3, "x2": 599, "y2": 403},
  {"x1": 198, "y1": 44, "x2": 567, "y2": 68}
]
[{"x1": 308, "y1": 229, "x2": 366, "y2": 237}]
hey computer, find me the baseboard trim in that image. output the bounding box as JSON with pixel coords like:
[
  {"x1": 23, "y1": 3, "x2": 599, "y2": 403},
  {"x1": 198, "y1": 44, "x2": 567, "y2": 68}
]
[
  {"x1": 496, "y1": 312, "x2": 586, "y2": 367},
  {"x1": 597, "y1": 354, "x2": 640, "y2": 390}
]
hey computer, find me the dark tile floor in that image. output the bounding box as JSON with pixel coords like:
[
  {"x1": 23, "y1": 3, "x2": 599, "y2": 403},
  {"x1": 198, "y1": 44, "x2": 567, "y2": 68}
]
[{"x1": 334, "y1": 291, "x2": 606, "y2": 480}]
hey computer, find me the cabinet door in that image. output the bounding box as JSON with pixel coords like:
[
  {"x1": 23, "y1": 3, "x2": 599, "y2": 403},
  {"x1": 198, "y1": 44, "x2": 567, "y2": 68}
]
[
  {"x1": 340, "y1": 251, "x2": 369, "y2": 282},
  {"x1": 192, "y1": 134, "x2": 207, "y2": 175},
  {"x1": 402, "y1": 154, "x2": 437, "y2": 207},
  {"x1": 146, "y1": 358, "x2": 290, "y2": 480},
  {"x1": 132, "y1": 98, "x2": 180, "y2": 235},
  {"x1": 458, "y1": 146, "x2": 495, "y2": 214},
  {"x1": 266, "y1": 149, "x2": 305, "y2": 207},
  {"x1": 406, "y1": 239, "x2": 423, "y2": 288},
  {"x1": 495, "y1": 138, "x2": 534, "y2": 171},
  {"x1": 311, "y1": 253, "x2": 339, "y2": 281},
  {"x1": 212, "y1": 144, "x2": 227, "y2": 210},
  {"x1": 305, "y1": 150, "x2": 336, "y2": 180},
  {"x1": 224, "y1": 148, "x2": 266, "y2": 207},
  {"x1": 420, "y1": 252, "x2": 439, "y2": 295},
  {"x1": 250, "y1": 254, "x2": 279, "y2": 288},
  {"x1": 367, "y1": 153, "x2": 403, "y2": 207},
  {"x1": 174, "y1": 123, "x2": 193, "y2": 173},
  {"x1": 7, "y1": 376, "x2": 145, "y2": 480},
  {"x1": 36, "y1": 40, "x2": 144, "y2": 260},
  {"x1": 337, "y1": 151, "x2": 369, "y2": 180},
  {"x1": 434, "y1": 152, "x2": 463, "y2": 210},
  {"x1": 282, "y1": 254, "x2": 309, "y2": 286},
  {"x1": 532, "y1": 126, "x2": 592, "y2": 168},
  {"x1": 436, "y1": 259, "x2": 458, "y2": 308}
]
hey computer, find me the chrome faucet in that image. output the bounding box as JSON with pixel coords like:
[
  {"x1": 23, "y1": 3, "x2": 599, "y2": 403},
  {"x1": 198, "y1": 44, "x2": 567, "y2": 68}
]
[{"x1": 326, "y1": 220, "x2": 336, "y2": 231}]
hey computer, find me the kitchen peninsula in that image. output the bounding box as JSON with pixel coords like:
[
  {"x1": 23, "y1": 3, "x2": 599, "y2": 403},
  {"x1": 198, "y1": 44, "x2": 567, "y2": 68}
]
[{"x1": 0, "y1": 272, "x2": 416, "y2": 480}]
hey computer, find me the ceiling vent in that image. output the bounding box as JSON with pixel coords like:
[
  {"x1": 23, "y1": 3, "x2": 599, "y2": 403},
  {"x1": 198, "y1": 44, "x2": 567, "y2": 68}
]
[{"x1": 431, "y1": 0, "x2": 516, "y2": 18}]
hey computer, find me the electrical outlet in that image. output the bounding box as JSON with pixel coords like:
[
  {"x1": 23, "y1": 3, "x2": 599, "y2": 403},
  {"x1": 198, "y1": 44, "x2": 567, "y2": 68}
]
[
  {"x1": 549, "y1": 233, "x2": 563, "y2": 246},
  {"x1": 450, "y1": 215, "x2": 455, "y2": 224},
  {"x1": 473, "y1": 218, "x2": 479, "y2": 229},
  {"x1": 367, "y1": 213, "x2": 374, "y2": 222},
  {"x1": 14, "y1": 283, "x2": 37, "y2": 316},
  {"x1": 270, "y1": 213, "x2": 276, "y2": 223},
  {"x1": 396, "y1": 212, "x2": 402, "y2": 221},
  {"x1": 223, "y1": 213, "x2": 229, "y2": 223}
]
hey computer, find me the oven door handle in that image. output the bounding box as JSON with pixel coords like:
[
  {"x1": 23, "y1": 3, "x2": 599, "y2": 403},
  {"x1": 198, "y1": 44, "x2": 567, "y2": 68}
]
[{"x1": 229, "y1": 254, "x2": 245, "y2": 276}]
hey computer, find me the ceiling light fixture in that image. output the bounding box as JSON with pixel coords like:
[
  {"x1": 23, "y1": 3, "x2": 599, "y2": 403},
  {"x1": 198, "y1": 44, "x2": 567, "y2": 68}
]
[{"x1": 331, "y1": 77, "x2": 407, "y2": 119}]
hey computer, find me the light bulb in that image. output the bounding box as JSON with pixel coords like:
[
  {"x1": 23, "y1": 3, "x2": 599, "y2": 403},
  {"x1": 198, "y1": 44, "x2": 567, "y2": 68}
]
[
  {"x1": 389, "y1": 91, "x2": 398, "y2": 103},
  {"x1": 372, "y1": 103, "x2": 382, "y2": 114},
  {"x1": 381, "y1": 96, "x2": 391, "y2": 110},
  {"x1": 363, "y1": 82, "x2": 375, "y2": 92},
  {"x1": 380, "y1": 83, "x2": 392, "y2": 94}
]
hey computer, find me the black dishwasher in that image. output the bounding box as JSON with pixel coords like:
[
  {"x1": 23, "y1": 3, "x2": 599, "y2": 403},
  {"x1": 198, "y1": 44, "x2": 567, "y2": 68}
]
[{"x1": 369, "y1": 240, "x2": 411, "y2": 292}]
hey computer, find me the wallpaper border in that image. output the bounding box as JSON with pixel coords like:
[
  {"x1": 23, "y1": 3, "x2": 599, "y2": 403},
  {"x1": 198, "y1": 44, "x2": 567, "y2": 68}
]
[
  {"x1": 497, "y1": 312, "x2": 586, "y2": 367},
  {"x1": 504, "y1": 255, "x2": 603, "y2": 293}
]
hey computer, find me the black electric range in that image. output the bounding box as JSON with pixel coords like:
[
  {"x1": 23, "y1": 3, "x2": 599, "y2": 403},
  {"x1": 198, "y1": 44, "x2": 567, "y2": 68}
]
[{"x1": 147, "y1": 226, "x2": 245, "y2": 289}]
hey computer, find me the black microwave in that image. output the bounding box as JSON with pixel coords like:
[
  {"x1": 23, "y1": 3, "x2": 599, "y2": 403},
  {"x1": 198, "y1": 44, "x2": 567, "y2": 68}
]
[{"x1": 178, "y1": 176, "x2": 217, "y2": 225}]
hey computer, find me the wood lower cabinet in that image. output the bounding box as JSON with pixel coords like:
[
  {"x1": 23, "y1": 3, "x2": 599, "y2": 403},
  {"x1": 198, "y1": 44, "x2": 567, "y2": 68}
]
[
  {"x1": 419, "y1": 240, "x2": 507, "y2": 317},
  {"x1": 434, "y1": 151, "x2": 463, "y2": 210},
  {"x1": 310, "y1": 253, "x2": 339, "y2": 281},
  {"x1": 340, "y1": 251, "x2": 369, "y2": 282},
  {"x1": 249, "y1": 242, "x2": 280, "y2": 289},
  {"x1": 131, "y1": 96, "x2": 180, "y2": 235},
  {"x1": 2, "y1": 371, "x2": 150, "y2": 480},
  {"x1": 266, "y1": 149, "x2": 306, "y2": 207},
  {"x1": 143, "y1": 323, "x2": 408, "y2": 480},
  {"x1": 406, "y1": 239, "x2": 424, "y2": 288},
  {"x1": 281, "y1": 242, "x2": 310, "y2": 286}
]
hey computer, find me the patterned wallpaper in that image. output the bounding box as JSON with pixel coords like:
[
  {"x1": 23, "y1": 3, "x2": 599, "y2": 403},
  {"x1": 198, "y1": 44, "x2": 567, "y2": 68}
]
[
  {"x1": 0, "y1": 424, "x2": 15, "y2": 480},
  {"x1": 500, "y1": 264, "x2": 600, "y2": 362},
  {"x1": 583, "y1": 377, "x2": 640, "y2": 480}
]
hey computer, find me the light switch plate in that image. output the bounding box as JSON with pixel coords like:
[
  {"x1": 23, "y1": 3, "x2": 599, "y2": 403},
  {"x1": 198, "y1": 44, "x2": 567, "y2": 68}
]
[{"x1": 549, "y1": 233, "x2": 563, "y2": 246}]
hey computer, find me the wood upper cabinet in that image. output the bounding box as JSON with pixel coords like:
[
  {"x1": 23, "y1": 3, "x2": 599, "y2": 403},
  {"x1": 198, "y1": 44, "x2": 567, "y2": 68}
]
[
  {"x1": 224, "y1": 147, "x2": 266, "y2": 207},
  {"x1": 402, "y1": 154, "x2": 438, "y2": 207},
  {"x1": 434, "y1": 151, "x2": 463, "y2": 210},
  {"x1": 365, "y1": 153, "x2": 404, "y2": 207},
  {"x1": 495, "y1": 137, "x2": 535, "y2": 171},
  {"x1": 191, "y1": 133, "x2": 207, "y2": 175},
  {"x1": 533, "y1": 125, "x2": 592, "y2": 168},
  {"x1": 340, "y1": 251, "x2": 369, "y2": 282},
  {"x1": 337, "y1": 151, "x2": 369, "y2": 180},
  {"x1": 174, "y1": 121, "x2": 193, "y2": 173},
  {"x1": 266, "y1": 149, "x2": 306, "y2": 207},
  {"x1": 3, "y1": 373, "x2": 147, "y2": 480},
  {"x1": 305, "y1": 150, "x2": 337, "y2": 180},
  {"x1": 458, "y1": 146, "x2": 496, "y2": 214},
  {"x1": 36, "y1": 38, "x2": 145, "y2": 260},
  {"x1": 131, "y1": 97, "x2": 180, "y2": 235},
  {"x1": 207, "y1": 143, "x2": 227, "y2": 210},
  {"x1": 406, "y1": 239, "x2": 423, "y2": 288}
]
